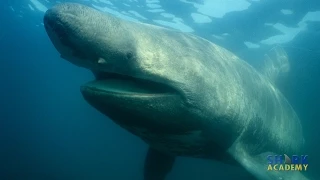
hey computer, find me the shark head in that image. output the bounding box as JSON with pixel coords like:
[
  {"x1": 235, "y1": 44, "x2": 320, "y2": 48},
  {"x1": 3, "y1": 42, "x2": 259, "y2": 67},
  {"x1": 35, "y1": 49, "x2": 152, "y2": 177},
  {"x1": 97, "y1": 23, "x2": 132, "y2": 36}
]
[{"x1": 43, "y1": 3, "x2": 239, "y2": 143}]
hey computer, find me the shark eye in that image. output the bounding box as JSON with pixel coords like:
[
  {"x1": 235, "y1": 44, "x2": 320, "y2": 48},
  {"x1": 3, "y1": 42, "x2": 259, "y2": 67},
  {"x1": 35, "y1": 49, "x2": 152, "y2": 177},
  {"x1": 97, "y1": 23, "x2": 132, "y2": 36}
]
[
  {"x1": 126, "y1": 52, "x2": 133, "y2": 60},
  {"x1": 98, "y1": 57, "x2": 107, "y2": 64}
]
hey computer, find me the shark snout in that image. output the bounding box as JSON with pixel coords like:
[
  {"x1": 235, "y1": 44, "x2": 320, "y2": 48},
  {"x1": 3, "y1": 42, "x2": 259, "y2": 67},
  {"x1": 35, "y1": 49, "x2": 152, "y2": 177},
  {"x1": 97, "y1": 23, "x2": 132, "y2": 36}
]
[
  {"x1": 43, "y1": 3, "x2": 99, "y2": 67},
  {"x1": 44, "y1": 10, "x2": 68, "y2": 41}
]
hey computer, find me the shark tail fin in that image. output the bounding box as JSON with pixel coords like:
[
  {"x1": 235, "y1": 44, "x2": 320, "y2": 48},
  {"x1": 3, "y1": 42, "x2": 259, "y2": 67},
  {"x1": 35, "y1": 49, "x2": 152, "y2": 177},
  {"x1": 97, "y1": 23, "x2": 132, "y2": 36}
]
[{"x1": 262, "y1": 45, "x2": 290, "y2": 84}]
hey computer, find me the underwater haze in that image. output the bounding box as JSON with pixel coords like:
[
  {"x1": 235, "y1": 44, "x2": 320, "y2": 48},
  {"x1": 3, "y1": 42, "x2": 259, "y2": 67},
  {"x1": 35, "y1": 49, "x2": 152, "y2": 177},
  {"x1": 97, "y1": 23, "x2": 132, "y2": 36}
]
[{"x1": 1, "y1": 0, "x2": 320, "y2": 180}]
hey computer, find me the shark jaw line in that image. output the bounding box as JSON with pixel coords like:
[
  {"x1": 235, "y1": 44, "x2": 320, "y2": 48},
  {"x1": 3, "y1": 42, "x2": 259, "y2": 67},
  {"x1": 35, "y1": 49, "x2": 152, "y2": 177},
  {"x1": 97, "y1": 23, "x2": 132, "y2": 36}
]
[{"x1": 80, "y1": 71, "x2": 178, "y2": 97}]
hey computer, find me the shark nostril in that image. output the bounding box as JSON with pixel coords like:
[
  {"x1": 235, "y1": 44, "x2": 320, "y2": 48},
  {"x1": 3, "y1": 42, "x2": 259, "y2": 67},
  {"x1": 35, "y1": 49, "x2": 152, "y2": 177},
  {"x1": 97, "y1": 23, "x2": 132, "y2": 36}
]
[{"x1": 55, "y1": 25, "x2": 68, "y2": 39}]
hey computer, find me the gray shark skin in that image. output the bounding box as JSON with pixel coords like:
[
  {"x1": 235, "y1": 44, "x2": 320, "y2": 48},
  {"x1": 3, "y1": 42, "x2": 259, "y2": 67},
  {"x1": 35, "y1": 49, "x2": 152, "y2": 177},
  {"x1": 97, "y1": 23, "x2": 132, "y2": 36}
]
[{"x1": 44, "y1": 3, "x2": 308, "y2": 180}]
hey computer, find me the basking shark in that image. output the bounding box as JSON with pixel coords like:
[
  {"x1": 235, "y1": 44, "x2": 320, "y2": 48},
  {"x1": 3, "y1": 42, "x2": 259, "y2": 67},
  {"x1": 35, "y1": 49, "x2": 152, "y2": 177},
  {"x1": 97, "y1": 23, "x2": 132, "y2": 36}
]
[{"x1": 44, "y1": 3, "x2": 308, "y2": 180}]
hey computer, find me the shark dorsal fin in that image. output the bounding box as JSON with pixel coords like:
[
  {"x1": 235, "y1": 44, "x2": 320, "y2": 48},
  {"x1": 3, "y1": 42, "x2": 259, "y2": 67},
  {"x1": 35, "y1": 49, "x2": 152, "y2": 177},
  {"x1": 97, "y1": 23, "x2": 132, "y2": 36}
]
[{"x1": 262, "y1": 46, "x2": 290, "y2": 84}]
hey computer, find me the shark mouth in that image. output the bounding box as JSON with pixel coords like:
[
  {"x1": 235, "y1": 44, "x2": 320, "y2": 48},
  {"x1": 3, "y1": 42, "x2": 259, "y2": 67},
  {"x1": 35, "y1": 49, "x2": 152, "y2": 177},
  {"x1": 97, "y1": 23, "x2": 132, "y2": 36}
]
[{"x1": 81, "y1": 71, "x2": 177, "y2": 96}]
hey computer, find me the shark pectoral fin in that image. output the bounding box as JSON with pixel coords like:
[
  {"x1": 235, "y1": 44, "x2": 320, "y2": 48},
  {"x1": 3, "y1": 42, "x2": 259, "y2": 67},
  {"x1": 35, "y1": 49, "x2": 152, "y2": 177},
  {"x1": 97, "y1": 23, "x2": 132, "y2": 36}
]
[
  {"x1": 229, "y1": 144, "x2": 309, "y2": 180},
  {"x1": 144, "y1": 148, "x2": 175, "y2": 180}
]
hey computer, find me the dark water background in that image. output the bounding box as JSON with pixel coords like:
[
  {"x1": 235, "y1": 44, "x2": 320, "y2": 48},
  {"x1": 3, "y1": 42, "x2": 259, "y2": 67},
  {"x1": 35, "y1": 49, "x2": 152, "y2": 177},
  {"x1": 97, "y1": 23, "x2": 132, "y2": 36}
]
[{"x1": 1, "y1": 0, "x2": 319, "y2": 179}]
